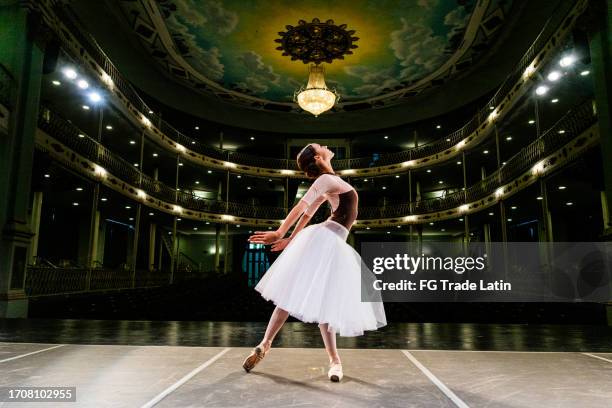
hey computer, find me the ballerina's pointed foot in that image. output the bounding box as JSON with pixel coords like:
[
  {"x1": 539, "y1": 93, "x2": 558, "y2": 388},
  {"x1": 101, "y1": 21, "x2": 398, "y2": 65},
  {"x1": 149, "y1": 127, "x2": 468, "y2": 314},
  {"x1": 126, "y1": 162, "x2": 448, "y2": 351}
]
[
  {"x1": 328, "y1": 362, "x2": 343, "y2": 382},
  {"x1": 242, "y1": 342, "x2": 270, "y2": 373}
]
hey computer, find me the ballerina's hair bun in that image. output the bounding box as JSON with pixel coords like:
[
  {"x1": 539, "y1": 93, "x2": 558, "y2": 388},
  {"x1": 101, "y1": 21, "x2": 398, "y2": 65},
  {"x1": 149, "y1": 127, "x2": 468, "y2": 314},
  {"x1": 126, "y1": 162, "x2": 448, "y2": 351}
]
[{"x1": 296, "y1": 144, "x2": 322, "y2": 179}]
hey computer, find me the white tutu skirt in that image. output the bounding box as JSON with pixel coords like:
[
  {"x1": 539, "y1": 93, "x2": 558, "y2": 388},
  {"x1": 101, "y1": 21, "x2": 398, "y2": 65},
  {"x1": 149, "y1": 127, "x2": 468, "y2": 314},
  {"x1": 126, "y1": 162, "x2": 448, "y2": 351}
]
[{"x1": 255, "y1": 219, "x2": 387, "y2": 337}]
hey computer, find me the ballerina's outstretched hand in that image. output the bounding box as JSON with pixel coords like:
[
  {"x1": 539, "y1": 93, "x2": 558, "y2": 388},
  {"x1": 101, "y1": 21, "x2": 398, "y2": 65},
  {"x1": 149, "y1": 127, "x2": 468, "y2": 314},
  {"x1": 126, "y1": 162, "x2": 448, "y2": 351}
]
[
  {"x1": 248, "y1": 230, "x2": 282, "y2": 245},
  {"x1": 270, "y1": 237, "x2": 292, "y2": 252}
]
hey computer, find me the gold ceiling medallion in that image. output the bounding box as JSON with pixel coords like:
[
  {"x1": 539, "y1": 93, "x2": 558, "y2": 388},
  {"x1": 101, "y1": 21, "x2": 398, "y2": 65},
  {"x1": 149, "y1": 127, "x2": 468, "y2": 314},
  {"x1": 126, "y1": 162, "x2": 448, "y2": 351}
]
[{"x1": 275, "y1": 18, "x2": 358, "y2": 116}]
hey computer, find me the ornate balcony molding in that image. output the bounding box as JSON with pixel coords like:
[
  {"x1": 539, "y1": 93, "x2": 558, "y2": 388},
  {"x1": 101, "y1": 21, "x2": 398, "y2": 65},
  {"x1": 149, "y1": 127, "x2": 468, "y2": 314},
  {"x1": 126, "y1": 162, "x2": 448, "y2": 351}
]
[{"x1": 36, "y1": 102, "x2": 599, "y2": 228}]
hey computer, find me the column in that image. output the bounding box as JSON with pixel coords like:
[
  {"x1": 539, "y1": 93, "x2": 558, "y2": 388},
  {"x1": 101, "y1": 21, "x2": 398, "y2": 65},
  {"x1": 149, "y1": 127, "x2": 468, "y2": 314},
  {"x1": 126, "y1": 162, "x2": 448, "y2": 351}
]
[
  {"x1": 589, "y1": 0, "x2": 612, "y2": 239},
  {"x1": 214, "y1": 179, "x2": 222, "y2": 273},
  {"x1": 28, "y1": 191, "x2": 43, "y2": 264},
  {"x1": 0, "y1": 4, "x2": 47, "y2": 317},
  {"x1": 416, "y1": 181, "x2": 423, "y2": 249},
  {"x1": 148, "y1": 223, "x2": 156, "y2": 272},
  {"x1": 601, "y1": 191, "x2": 610, "y2": 231},
  {"x1": 462, "y1": 151, "x2": 469, "y2": 244},
  {"x1": 224, "y1": 169, "x2": 229, "y2": 274}
]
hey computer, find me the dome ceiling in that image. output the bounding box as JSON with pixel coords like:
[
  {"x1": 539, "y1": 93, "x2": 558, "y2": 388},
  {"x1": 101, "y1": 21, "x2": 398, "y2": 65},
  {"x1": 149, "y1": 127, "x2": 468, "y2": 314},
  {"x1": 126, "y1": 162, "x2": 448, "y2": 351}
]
[{"x1": 117, "y1": 0, "x2": 513, "y2": 113}]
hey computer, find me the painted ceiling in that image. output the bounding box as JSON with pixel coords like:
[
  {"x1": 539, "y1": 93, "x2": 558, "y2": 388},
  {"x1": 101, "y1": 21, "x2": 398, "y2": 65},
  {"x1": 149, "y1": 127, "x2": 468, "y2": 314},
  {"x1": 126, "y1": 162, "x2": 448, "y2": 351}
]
[{"x1": 120, "y1": 0, "x2": 513, "y2": 112}]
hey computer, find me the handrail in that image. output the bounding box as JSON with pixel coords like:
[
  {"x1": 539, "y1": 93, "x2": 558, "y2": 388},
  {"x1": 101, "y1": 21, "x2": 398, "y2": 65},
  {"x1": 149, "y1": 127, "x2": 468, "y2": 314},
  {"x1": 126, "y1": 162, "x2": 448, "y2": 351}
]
[
  {"x1": 37, "y1": 101, "x2": 596, "y2": 222},
  {"x1": 40, "y1": 0, "x2": 587, "y2": 173}
]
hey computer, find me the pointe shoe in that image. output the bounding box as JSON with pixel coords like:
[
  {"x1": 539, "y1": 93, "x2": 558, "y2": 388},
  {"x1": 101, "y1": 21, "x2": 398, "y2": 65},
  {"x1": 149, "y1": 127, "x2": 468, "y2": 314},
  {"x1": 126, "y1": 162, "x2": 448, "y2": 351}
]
[
  {"x1": 242, "y1": 345, "x2": 267, "y2": 373},
  {"x1": 328, "y1": 362, "x2": 343, "y2": 382}
]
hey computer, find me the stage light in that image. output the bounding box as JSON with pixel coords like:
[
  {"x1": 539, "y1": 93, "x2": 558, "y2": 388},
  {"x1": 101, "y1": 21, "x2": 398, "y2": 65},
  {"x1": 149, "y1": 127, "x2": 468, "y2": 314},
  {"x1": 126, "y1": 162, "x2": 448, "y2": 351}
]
[
  {"x1": 153, "y1": 153, "x2": 158, "y2": 157},
  {"x1": 52, "y1": 80, "x2": 61, "y2": 86},
  {"x1": 105, "y1": 125, "x2": 113, "y2": 130},
  {"x1": 88, "y1": 91, "x2": 101, "y2": 102},
  {"x1": 558, "y1": 185, "x2": 566, "y2": 190},
  {"x1": 77, "y1": 79, "x2": 89, "y2": 89},
  {"x1": 566, "y1": 202, "x2": 573, "y2": 206},
  {"x1": 483, "y1": 150, "x2": 489, "y2": 154},
  {"x1": 438, "y1": 181, "x2": 443, "y2": 184},
  {"x1": 558, "y1": 130, "x2": 566, "y2": 134},
  {"x1": 63, "y1": 68, "x2": 77, "y2": 79},
  {"x1": 78, "y1": 134, "x2": 85, "y2": 138},
  {"x1": 250, "y1": 137, "x2": 255, "y2": 140},
  {"x1": 511, "y1": 206, "x2": 517, "y2": 209},
  {"x1": 528, "y1": 119, "x2": 535, "y2": 124},
  {"x1": 536, "y1": 196, "x2": 543, "y2": 200},
  {"x1": 535, "y1": 85, "x2": 549, "y2": 95},
  {"x1": 580, "y1": 70, "x2": 590, "y2": 76},
  {"x1": 547, "y1": 71, "x2": 561, "y2": 81},
  {"x1": 489, "y1": 212, "x2": 494, "y2": 216},
  {"x1": 559, "y1": 55, "x2": 575, "y2": 67},
  {"x1": 44, "y1": 174, "x2": 50, "y2": 178},
  {"x1": 101, "y1": 198, "x2": 108, "y2": 202},
  {"x1": 506, "y1": 136, "x2": 512, "y2": 141},
  {"x1": 382, "y1": 186, "x2": 386, "y2": 189},
  {"x1": 149, "y1": 212, "x2": 154, "y2": 216},
  {"x1": 395, "y1": 175, "x2": 400, "y2": 178},
  {"x1": 125, "y1": 205, "x2": 131, "y2": 209},
  {"x1": 82, "y1": 105, "x2": 90, "y2": 110},
  {"x1": 94, "y1": 165, "x2": 107, "y2": 177},
  {"x1": 207, "y1": 170, "x2": 212, "y2": 173},
  {"x1": 76, "y1": 187, "x2": 83, "y2": 191},
  {"x1": 551, "y1": 98, "x2": 559, "y2": 103},
  {"x1": 73, "y1": 202, "x2": 79, "y2": 206},
  {"x1": 436, "y1": 125, "x2": 441, "y2": 129},
  {"x1": 426, "y1": 169, "x2": 431, "y2": 173},
  {"x1": 384, "y1": 135, "x2": 388, "y2": 139},
  {"x1": 457, "y1": 161, "x2": 461, "y2": 165},
  {"x1": 130, "y1": 140, "x2": 136, "y2": 145}
]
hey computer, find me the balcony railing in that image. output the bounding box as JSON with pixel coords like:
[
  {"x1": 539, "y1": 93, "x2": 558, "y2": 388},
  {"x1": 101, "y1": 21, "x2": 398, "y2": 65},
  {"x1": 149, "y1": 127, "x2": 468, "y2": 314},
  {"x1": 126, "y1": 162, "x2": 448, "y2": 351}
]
[
  {"x1": 38, "y1": 107, "x2": 287, "y2": 220},
  {"x1": 358, "y1": 100, "x2": 597, "y2": 218},
  {"x1": 38, "y1": 100, "x2": 596, "y2": 222},
  {"x1": 44, "y1": 0, "x2": 587, "y2": 172},
  {"x1": 25, "y1": 266, "x2": 170, "y2": 296}
]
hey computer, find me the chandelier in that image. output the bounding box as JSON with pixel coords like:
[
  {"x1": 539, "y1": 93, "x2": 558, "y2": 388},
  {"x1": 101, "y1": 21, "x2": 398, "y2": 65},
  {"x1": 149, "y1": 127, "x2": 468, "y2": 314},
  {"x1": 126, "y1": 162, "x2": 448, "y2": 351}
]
[
  {"x1": 275, "y1": 18, "x2": 358, "y2": 117},
  {"x1": 294, "y1": 65, "x2": 339, "y2": 117}
]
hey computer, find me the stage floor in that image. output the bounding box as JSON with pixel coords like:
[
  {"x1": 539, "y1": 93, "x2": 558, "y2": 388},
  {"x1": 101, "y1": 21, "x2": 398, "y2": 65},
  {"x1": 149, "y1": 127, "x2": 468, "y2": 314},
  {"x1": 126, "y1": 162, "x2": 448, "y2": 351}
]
[{"x1": 1, "y1": 342, "x2": 611, "y2": 407}]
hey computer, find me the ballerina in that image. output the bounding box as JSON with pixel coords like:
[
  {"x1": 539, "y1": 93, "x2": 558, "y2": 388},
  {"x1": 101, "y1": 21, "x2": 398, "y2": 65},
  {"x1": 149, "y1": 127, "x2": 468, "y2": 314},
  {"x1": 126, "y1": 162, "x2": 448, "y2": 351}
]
[{"x1": 242, "y1": 143, "x2": 387, "y2": 382}]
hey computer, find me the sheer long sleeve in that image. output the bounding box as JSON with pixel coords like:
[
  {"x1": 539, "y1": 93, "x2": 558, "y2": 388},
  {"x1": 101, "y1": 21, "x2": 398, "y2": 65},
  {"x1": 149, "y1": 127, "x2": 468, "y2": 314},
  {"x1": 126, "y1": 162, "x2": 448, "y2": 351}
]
[{"x1": 299, "y1": 174, "x2": 334, "y2": 208}]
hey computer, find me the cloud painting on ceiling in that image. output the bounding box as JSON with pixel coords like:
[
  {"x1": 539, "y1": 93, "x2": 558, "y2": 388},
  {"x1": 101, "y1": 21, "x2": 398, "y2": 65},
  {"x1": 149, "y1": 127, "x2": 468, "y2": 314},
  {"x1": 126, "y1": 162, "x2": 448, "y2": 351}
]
[{"x1": 127, "y1": 0, "x2": 512, "y2": 110}]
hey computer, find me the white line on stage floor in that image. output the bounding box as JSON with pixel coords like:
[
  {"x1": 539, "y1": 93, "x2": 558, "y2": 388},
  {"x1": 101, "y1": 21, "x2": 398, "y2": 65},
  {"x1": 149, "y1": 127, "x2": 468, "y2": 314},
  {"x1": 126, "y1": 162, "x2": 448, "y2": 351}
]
[
  {"x1": 140, "y1": 347, "x2": 231, "y2": 408},
  {"x1": 401, "y1": 350, "x2": 470, "y2": 408},
  {"x1": 0, "y1": 344, "x2": 66, "y2": 363},
  {"x1": 582, "y1": 353, "x2": 612, "y2": 364}
]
